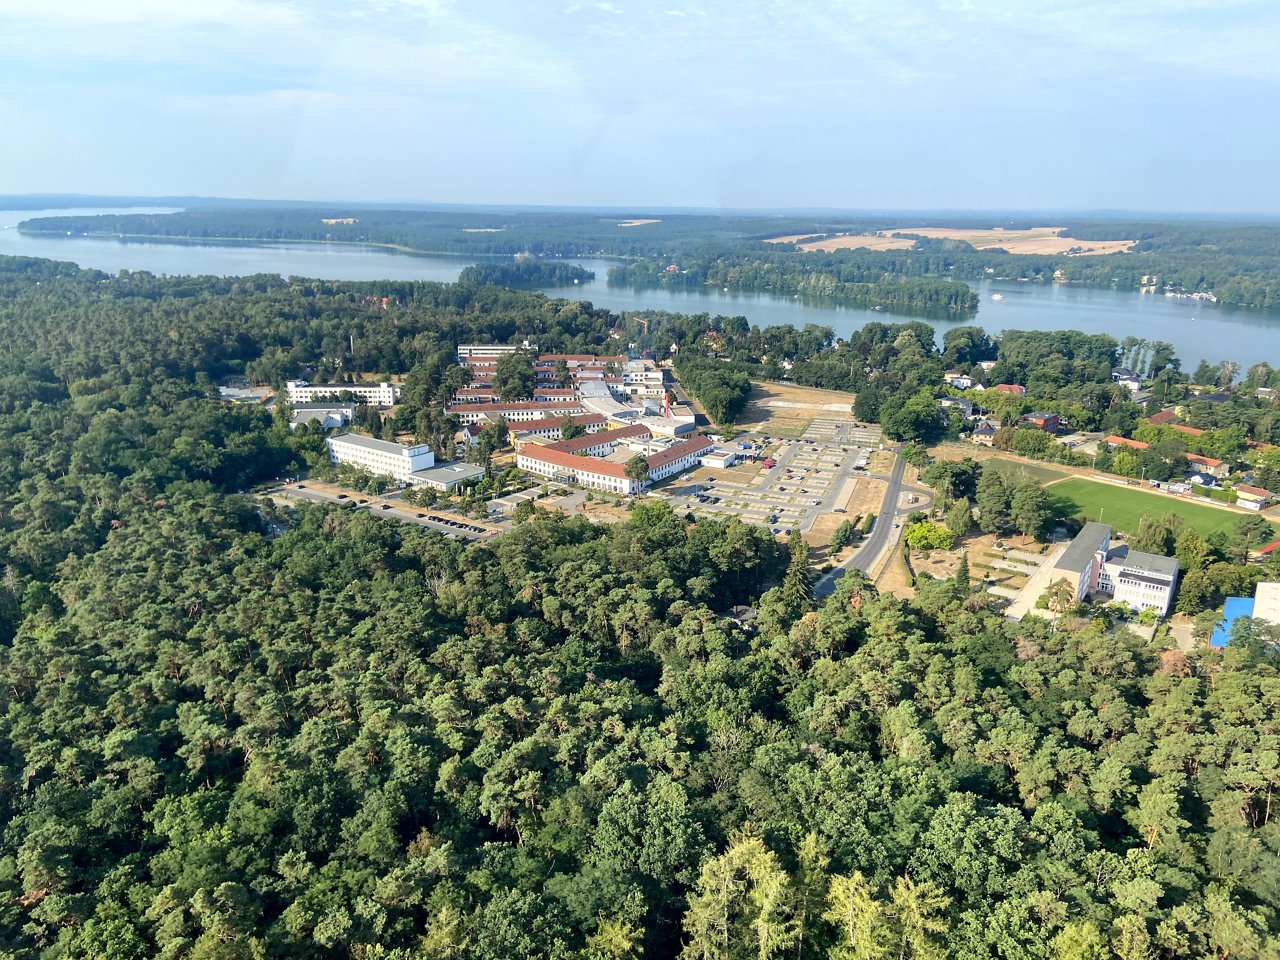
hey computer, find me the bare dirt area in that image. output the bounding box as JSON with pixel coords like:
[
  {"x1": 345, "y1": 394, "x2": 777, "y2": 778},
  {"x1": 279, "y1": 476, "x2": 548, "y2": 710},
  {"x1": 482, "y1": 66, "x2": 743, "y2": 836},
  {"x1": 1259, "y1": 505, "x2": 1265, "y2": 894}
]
[
  {"x1": 870, "y1": 450, "x2": 896, "y2": 475},
  {"x1": 577, "y1": 500, "x2": 631, "y2": 523},
  {"x1": 736, "y1": 381, "x2": 855, "y2": 434},
  {"x1": 617, "y1": 219, "x2": 661, "y2": 227},
  {"x1": 881, "y1": 226, "x2": 1134, "y2": 256}
]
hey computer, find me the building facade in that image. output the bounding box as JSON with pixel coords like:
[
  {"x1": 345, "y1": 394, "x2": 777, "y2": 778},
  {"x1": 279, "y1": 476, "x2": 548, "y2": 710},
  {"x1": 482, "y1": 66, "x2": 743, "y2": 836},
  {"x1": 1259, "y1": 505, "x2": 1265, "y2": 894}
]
[
  {"x1": 286, "y1": 380, "x2": 400, "y2": 407},
  {"x1": 327, "y1": 433, "x2": 435, "y2": 481},
  {"x1": 1050, "y1": 522, "x2": 1179, "y2": 616}
]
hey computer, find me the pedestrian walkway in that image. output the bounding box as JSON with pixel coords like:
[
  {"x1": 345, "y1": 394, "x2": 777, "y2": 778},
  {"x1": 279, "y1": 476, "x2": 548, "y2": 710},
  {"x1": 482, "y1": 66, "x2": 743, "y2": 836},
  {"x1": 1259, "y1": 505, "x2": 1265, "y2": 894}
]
[{"x1": 1003, "y1": 542, "x2": 1069, "y2": 619}]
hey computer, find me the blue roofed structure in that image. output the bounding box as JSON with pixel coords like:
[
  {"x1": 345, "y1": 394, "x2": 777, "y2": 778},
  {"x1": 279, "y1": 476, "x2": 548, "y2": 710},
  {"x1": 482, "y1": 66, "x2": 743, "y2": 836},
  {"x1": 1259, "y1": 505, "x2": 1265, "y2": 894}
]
[{"x1": 1211, "y1": 596, "x2": 1255, "y2": 649}]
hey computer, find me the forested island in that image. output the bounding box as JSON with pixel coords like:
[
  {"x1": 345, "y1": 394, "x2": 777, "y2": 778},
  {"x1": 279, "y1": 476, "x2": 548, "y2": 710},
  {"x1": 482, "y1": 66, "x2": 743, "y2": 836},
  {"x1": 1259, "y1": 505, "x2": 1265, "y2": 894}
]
[
  {"x1": 458, "y1": 260, "x2": 594, "y2": 288},
  {"x1": 19, "y1": 206, "x2": 1280, "y2": 310},
  {"x1": 0, "y1": 254, "x2": 1279, "y2": 958}
]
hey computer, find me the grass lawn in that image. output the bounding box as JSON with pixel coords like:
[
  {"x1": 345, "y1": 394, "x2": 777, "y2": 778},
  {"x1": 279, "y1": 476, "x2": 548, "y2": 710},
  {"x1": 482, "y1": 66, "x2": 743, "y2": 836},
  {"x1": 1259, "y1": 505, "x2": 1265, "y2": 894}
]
[
  {"x1": 983, "y1": 456, "x2": 1072, "y2": 485},
  {"x1": 1047, "y1": 478, "x2": 1275, "y2": 538}
]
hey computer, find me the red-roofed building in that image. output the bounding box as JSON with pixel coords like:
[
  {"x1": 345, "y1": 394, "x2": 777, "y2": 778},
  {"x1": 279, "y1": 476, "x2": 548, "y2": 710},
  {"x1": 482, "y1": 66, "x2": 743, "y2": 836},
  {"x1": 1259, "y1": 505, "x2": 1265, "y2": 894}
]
[
  {"x1": 516, "y1": 425, "x2": 713, "y2": 494},
  {"x1": 1146, "y1": 409, "x2": 1178, "y2": 426},
  {"x1": 992, "y1": 384, "x2": 1026, "y2": 396},
  {"x1": 510, "y1": 414, "x2": 608, "y2": 445},
  {"x1": 1186, "y1": 453, "x2": 1228, "y2": 478},
  {"x1": 1106, "y1": 435, "x2": 1149, "y2": 451},
  {"x1": 445, "y1": 400, "x2": 584, "y2": 424},
  {"x1": 1171, "y1": 423, "x2": 1205, "y2": 438}
]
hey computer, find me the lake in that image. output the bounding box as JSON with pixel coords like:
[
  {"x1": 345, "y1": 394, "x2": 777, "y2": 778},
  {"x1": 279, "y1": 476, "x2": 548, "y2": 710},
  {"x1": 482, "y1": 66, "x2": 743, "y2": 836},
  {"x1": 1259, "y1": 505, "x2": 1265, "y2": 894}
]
[{"x1": 3, "y1": 207, "x2": 1277, "y2": 367}]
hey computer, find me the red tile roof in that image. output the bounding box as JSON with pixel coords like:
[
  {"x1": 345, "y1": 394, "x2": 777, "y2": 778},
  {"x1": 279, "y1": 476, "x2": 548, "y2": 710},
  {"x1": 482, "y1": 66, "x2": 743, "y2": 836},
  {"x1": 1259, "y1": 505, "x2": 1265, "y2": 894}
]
[
  {"x1": 445, "y1": 401, "x2": 582, "y2": 414},
  {"x1": 1186, "y1": 453, "x2": 1225, "y2": 468},
  {"x1": 1235, "y1": 484, "x2": 1270, "y2": 499},
  {"x1": 1171, "y1": 424, "x2": 1205, "y2": 437},
  {"x1": 1146, "y1": 409, "x2": 1178, "y2": 426},
  {"x1": 511, "y1": 413, "x2": 607, "y2": 433},
  {"x1": 645, "y1": 436, "x2": 714, "y2": 470},
  {"x1": 1106, "y1": 435, "x2": 1149, "y2": 450},
  {"x1": 992, "y1": 384, "x2": 1026, "y2": 395}
]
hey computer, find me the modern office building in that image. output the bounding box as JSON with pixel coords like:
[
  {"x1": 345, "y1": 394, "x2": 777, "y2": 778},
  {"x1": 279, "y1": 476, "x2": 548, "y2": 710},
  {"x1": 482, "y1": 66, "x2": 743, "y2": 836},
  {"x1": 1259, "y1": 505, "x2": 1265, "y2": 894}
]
[
  {"x1": 1050, "y1": 522, "x2": 1180, "y2": 615},
  {"x1": 326, "y1": 433, "x2": 435, "y2": 481},
  {"x1": 286, "y1": 380, "x2": 400, "y2": 407}
]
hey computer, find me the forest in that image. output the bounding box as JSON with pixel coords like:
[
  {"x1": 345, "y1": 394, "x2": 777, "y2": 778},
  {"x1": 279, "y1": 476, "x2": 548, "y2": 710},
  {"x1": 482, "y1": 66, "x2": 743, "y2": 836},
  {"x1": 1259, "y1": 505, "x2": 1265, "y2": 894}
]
[{"x1": 1, "y1": 254, "x2": 1280, "y2": 958}]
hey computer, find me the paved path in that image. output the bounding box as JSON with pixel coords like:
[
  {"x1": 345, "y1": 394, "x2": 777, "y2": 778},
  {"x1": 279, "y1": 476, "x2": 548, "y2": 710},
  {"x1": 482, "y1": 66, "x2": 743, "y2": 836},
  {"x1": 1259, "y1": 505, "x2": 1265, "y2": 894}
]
[
  {"x1": 1003, "y1": 542, "x2": 1069, "y2": 619},
  {"x1": 815, "y1": 454, "x2": 908, "y2": 598}
]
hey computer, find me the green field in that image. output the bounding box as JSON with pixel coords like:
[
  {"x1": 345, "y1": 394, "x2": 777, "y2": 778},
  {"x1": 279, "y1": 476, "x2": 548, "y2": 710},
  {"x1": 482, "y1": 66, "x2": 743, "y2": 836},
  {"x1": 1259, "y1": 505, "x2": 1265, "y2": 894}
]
[
  {"x1": 1047, "y1": 478, "x2": 1273, "y2": 538},
  {"x1": 983, "y1": 456, "x2": 1072, "y2": 485}
]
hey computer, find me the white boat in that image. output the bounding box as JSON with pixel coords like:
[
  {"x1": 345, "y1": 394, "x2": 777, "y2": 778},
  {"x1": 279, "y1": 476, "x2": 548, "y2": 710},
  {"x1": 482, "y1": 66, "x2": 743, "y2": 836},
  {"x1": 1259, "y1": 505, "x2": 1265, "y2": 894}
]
[{"x1": 991, "y1": 293, "x2": 1005, "y2": 301}]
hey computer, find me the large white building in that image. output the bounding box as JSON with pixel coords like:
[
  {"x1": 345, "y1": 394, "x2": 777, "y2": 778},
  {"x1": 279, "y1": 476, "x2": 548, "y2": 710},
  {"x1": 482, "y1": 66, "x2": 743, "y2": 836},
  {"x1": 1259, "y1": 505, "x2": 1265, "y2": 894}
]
[
  {"x1": 1051, "y1": 522, "x2": 1180, "y2": 616},
  {"x1": 620, "y1": 360, "x2": 667, "y2": 397},
  {"x1": 327, "y1": 433, "x2": 435, "y2": 482},
  {"x1": 287, "y1": 380, "x2": 400, "y2": 407},
  {"x1": 445, "y1": 400, "x2": 584, "y2": 425},
  {"x1": 516, "y1": 424, "x2": 713, "y2": 494}
]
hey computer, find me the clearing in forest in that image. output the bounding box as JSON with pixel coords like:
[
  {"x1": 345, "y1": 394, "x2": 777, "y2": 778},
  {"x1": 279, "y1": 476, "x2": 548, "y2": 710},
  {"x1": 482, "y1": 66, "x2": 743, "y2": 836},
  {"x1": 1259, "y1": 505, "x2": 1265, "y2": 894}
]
[
  {"x1": 736, "y1": 381, "x2": 855, "y2": 434},
  {"x1": 768, "y1": 227, "x2": 1134, "y2": 256}
]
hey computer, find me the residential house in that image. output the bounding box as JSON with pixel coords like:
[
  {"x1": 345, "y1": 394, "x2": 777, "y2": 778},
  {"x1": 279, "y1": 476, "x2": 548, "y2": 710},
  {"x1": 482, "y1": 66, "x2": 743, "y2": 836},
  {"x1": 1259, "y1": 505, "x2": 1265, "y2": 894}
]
[
  {"x1": 970, "y1": 419, "x2": 999, "y2": 445},
  {"x1": 1022, "y1": 411, "x2": 1060, "y2": 432},
  {"x1": 991, "y1": 384, "x2": 1027, "y2": 396},
  {"x1": 1234, "y1": 484, "x2": 1271, "y2": 512},
  {"x1": 1186, "y1": 453, "x2": 1229, "y2": 479},
  {"x1": 944, "y1": 371, "x2": 975, "y2": 390}
]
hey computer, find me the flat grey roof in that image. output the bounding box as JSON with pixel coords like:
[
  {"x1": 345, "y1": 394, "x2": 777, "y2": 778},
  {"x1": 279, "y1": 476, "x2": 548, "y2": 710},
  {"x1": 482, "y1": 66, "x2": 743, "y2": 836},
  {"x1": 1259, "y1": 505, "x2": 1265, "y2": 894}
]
[
  {"x1": 291, "y1": 401, "x2": 356, "y2": 411},
  {"x1": 1114, "y1": 548, "x2": 1179, "y2": 579},
  {"x1": 1056, "y1": 522, "x2": 1111, "y2": 574},
  {"x1": 411, "y1": 462, "x2": 486, "y2": 482},
  {"x1": 331, "y1": 433, "x2": 423, "y2": 456}
]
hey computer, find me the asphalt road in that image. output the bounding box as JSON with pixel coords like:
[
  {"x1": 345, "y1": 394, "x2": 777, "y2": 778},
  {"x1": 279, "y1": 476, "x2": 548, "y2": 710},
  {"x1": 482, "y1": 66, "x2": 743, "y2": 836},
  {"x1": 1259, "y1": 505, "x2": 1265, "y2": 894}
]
[{"x1": 815, "y1": 453, "x2": 909, "y2": 598}]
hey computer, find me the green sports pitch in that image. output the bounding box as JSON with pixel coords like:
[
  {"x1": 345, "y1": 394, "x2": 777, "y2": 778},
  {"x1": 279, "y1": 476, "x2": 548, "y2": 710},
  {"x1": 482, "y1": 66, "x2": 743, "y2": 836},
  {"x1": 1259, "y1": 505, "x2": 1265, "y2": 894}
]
[{"x1": 1047, "y1": 478, "x2": 1275, "y2": 539}]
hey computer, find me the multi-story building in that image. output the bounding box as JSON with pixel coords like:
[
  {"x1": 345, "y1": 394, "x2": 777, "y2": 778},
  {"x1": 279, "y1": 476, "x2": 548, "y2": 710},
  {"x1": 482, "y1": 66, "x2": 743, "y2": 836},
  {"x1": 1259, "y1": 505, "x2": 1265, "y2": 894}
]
[
  {"x1": 456, "y1": 343, "x2": 532, "y2": 360},
  {"x1": 1050, "y1": 522, "x2": 1179, "y2": 616},
  {"x1": 444, "y1": 400, "x2": 585, "y2": 425},
  {"x1": 326, "y1": 433, "x2": 435, "y2": 481},
  {"x1": 620, "y1": 360, "x2": 667, "y2": 397},
  {"x1": 286, "y1": 380, "x2": 400, "y2": 407},
  {"x1": 516, "y1": 424, "x2": 712, "y2": 494}
]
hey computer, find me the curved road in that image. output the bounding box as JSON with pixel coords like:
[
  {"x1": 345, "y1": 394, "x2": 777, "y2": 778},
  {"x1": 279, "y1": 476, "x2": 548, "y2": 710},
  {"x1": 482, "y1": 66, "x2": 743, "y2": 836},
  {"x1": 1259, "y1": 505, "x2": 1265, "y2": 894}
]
[{"x1": 815, "y1": 454, "x2": 932, "y2": 598}]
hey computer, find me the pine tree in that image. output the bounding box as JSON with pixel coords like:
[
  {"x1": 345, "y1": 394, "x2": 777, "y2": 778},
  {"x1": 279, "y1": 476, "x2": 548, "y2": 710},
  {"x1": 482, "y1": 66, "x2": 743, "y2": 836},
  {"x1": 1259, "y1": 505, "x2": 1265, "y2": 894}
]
[{"x1": 953, "y1": 554, "x2": 971, "y2": 597}]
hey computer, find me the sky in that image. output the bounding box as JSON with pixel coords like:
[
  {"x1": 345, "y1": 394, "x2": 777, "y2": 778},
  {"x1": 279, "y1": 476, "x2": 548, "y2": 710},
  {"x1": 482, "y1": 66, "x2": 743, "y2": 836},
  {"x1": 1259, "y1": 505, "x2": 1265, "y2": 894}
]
[{"x1": 1, "y1": 0, "x2": 1278, "y2": 212}]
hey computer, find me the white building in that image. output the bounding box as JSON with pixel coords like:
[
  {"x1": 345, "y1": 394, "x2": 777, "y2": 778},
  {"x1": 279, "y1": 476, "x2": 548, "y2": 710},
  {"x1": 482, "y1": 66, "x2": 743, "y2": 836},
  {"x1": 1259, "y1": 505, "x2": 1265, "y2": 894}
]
[
  {"x1": 288, "y1": 401, "x2": 355, "y2": 431},
  {"x1": 287, "y1": 380, "x2": 400, "y2": 407},
  {"x1": 444, "y1": 400, "x2": 584, "y2": 425},
  {"x1": 700, "y1": 449, "x2": 742, "y2": 469},
  {"x1": 516, "y1": 425, "x2": 713, "y2": 494},
  {"x1": 408, "y1": 461, "x2": 487, "y2": 491},
  {"x1": 1050, "y1": 522, "x2": 1179, "y2": 616},
  {"x1": 327, "y1": 433, "x2": 435, "y2": 482},
  {"x1": 620, "y1": 360, "x2": 667, "y2": 397},
  {"x1": 457, "y1": 342, "x2": 532, "y2": 360}
]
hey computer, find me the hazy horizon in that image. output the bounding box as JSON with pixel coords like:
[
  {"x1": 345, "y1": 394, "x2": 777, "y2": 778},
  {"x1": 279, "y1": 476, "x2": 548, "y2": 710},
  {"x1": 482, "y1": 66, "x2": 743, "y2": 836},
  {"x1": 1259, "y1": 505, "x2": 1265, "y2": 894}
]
[{"x1": 2, "y1": 1, "x2": 1278, "y2": 213}]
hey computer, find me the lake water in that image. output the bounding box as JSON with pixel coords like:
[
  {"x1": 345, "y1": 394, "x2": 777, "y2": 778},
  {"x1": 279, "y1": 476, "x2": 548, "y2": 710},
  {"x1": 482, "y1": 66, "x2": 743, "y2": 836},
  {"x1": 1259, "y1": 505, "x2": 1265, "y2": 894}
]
[{"x1": 3, "y1": 208, "x2": 1277, "y2": 367}]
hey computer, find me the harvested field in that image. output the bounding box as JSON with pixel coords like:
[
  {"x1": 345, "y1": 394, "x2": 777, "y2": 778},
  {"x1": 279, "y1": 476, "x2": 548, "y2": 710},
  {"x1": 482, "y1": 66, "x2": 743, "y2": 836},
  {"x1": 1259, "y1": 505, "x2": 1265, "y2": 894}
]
[
  {"x1": 765, "y1": 233, "x2": 915, "y2": 251},
  {"x1": 881, "y1": 226, "x2": 1133, "y2": 256},
  {"x1": 736, "y1": 381, "x2": 855, "y2": 434}
]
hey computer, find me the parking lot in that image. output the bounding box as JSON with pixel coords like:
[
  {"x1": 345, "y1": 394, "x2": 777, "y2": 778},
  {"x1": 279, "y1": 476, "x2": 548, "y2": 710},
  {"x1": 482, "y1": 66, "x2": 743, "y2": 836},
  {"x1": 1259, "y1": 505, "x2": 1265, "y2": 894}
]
[{"x1": 660, "y1": 431, "x2": 882, "y2": 535}]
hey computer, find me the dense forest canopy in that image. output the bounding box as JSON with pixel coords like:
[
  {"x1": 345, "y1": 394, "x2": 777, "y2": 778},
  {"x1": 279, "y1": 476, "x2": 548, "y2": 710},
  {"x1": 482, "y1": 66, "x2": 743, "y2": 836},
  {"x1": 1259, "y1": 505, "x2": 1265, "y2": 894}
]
[{"x1": 0, "y1": 254, "x2": 1279, "y2": 958}]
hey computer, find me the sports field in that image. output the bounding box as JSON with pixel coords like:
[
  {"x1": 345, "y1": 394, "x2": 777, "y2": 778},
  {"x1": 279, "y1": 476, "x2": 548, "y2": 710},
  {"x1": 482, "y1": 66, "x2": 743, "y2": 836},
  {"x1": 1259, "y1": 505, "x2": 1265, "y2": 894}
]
[{"x1": 1047, "y1": 478, "x2": 1273, "y2": 538}]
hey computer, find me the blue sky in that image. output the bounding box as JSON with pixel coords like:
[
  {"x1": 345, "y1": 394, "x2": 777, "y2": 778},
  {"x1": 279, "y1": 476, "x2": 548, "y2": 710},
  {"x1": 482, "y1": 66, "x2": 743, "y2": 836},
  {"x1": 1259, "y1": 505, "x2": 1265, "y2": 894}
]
[{"x1": 1, "y1": 0, "x2": 1277, "y2": 212}]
